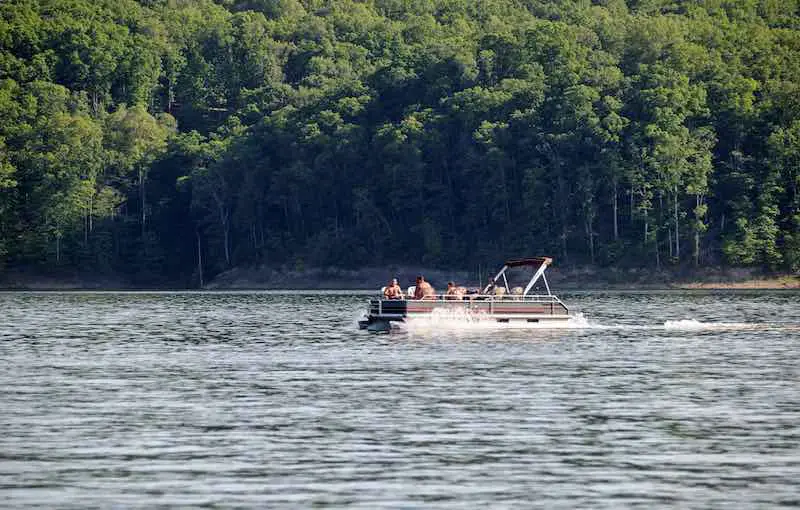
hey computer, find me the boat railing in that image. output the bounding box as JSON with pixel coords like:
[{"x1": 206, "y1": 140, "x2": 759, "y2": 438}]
[
  {"x1": 369, "y1": 293, "x2": 568, "y2": 316},
  {"x1": 378, "y1": 293, "x2": 564, "y2": 302}
]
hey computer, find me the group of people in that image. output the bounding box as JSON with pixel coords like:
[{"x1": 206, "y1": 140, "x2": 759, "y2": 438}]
[
  {"x1": 383, "y1": 276, "x2": 489, "y2": 300},
  {"x1": 382, "y1": 276, "x2": 434, "y2": 300}
]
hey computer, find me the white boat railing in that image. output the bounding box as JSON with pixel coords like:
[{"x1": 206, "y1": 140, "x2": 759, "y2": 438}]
[
  {"x1": 379, "y1": 293, "x2": 563, "y2": 302},
  {"x1": 370, "y1": 293, "x2": 569, "y2": 316}
]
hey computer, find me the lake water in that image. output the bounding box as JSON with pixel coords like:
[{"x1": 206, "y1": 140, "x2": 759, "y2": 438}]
[{"x1": 1, "y1": 290, "x2": 799, "y2": 508}]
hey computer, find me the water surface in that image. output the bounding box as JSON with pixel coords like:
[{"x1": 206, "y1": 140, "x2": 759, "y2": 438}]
[{"x1": 1, "y1": 290, "x2": 799, "y2": 508}]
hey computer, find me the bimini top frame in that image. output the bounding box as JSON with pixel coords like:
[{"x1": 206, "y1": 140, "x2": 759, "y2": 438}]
[{"x1": 482, "y1": 257, "x2": 554, "y2": 297}]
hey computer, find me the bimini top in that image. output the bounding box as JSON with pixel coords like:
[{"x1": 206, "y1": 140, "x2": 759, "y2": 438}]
[{"x1": 503, "y1": 257, "x2": 553, "y2": 268}]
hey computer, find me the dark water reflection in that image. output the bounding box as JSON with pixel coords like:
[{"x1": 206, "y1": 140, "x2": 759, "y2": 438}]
[{"x1": 1, "y1": 290, "x2": 799, "y2": 508}]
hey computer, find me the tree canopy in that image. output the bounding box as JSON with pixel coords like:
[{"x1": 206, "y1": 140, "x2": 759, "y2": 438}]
[{"x1": 1, "y1": 0, "x2": 799, "y2": 284}]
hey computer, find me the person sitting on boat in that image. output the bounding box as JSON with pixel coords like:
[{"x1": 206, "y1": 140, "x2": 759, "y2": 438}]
[
  {"x1": 383, "y1": 278, "x2": 404, "y2": 300},
  {"x1": 445, "y1": 281, "x2": 466, "y2": 300},
  {"x1": 414, "y1": 275, "x2": 436, "y2": 300},
  {"x1": 445, "y1": 281, "x2": 457, "y2": 300},
  {"x1": 483, "y1": 277, "x2": 496, "y2": 295}
]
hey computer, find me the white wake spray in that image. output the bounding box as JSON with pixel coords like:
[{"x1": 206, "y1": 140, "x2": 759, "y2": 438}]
[
  {"x1": 403, "y1": 309, "x2": 593, "y2": 332},
  {"x1": 396, "y1": 309, "x2": 776, "y2": 333}
]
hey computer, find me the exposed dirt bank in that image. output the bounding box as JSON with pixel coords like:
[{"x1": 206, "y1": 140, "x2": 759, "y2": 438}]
[
  {"x1": 0, "y1": 268, "x2": 136, "y2": 290},
  {"x1": 676, "y1": 277, "x2": 800, "y2": 289},
  {"x1": 205, "y1": 265, "x2": 473, "y2": 290},
  {"x1": 3, "y1": 265, "x2": 797, "y2": 291},
  {"x1": 206, "y1": 265, "x2": 800, "y2": 291}
]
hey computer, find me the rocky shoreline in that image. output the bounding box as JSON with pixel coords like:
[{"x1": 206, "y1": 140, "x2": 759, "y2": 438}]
[
  {"x1": 2, "y1": 265, "x2": 798, "y2": 291},
  {"x1": 205, "y1": 265, "x2": 800, "y2": 290}
]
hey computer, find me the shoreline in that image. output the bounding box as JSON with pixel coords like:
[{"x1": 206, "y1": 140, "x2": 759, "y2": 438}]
[
  {"x1": 674, "y1": 277, "x2": 800, "y2": 290},
  {"x1": 195, "y1": 265, "x2": 800, "y2": 291},
  {"x1": 2, "y1": 265, "x2": 798, "y2": 291}
]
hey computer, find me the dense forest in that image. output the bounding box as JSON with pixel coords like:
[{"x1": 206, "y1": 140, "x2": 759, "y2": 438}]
[{"x1": 1, "y1": 0, "x2": 799, "y2": 286}]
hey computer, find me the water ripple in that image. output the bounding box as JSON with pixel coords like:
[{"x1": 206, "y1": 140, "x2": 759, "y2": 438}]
[{"x1": 1, "y1": 290, "x2": 799, "y2": 508}]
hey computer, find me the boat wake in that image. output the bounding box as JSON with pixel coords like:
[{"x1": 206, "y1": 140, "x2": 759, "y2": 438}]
[
  {"x1": 661, "y1": 319, "x2": 762, "y2": 331},
  {"x1": 399, "y1": 311, "x2": 786, "y2": 333},
  {"x1": 574, "y1": 316, "x2": 764, "y2": 331},
  {"x1": 402, "y1": 309, "x2": 583, "y2": 331}
]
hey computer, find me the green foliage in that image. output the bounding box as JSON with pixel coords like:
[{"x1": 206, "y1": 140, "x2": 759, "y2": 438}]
[{"x1": 2, "y1": 0, "x2": 800, "y2": 284}]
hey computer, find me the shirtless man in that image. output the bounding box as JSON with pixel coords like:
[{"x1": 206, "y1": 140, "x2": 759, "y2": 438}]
[
  {"x1": 383, "y1": 278, "x2": 404, "y2": 299},
  {"x1": 413, "y1": 275, "x2": 435, "y2": 300},
  {"x1": 445, "y1": 281, "x2": 465, "y2": 300}
]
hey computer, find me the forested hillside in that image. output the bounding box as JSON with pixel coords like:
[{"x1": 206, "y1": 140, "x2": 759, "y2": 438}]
[{"x1": 1, "y1": 0, "x2": 799, "y2": 285}]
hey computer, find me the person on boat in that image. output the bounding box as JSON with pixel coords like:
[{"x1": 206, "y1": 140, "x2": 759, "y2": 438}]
[
  {"x1": 445, "y1": 281, "x2": 457, "y2": 300},
  {"x1": 383, "y1": 278, "x2": 404, "y2": 300},
  {"x1": 445, "y1": 281, "x2": 466, "y2": 300},
  {"x1": 483, "y1": 277, "x2": 496, "y2": 295},
  {"x1": 414, "y1": 275, "x2": 435, "y2": 300}
]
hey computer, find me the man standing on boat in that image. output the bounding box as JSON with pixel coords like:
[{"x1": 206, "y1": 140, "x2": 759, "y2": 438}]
[{"x1": 414, "y1": 275, "x2": 435, "y2": 300}]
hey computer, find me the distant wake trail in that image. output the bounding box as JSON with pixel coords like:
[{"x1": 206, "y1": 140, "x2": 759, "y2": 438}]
[{"x1": 397, "y1": 311, "x2": 794, "y2": 333}]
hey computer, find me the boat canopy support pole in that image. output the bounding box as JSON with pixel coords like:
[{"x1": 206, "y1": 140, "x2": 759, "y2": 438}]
[
  {"x1": 484, "y1": 265, "x2": 509, "y2": 293},
  {"x1": 523, "y1": 261, "x2": 551, "y2": 296}
]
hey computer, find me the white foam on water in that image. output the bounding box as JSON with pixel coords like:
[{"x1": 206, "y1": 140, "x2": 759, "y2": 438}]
[
  {"x1": 662, "y1": 319, "x2": 766, "y2": 331},
  {"x1": 403, "y1": 309, "x2": 591, "y2": 332},
  {"x1": 558, "y1": 315, "x2": 769, "y2": 332},
  {"x1": 398, "y1": 309, "x2": 774, "y2": 333}
]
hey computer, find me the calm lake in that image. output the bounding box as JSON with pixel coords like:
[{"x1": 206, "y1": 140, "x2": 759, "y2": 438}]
[{"x1": 1, "y1": 290, "x2": 799, "y2": 508}]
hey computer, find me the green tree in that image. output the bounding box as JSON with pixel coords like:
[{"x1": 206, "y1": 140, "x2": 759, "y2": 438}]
[{"x1": 104, "y1": 104, "x2": 174, "y2": 235}]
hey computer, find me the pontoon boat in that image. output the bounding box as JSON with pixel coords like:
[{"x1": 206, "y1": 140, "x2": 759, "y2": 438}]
[{"x1": 358, "y1": 257, "x2": 570, "y2": 331}]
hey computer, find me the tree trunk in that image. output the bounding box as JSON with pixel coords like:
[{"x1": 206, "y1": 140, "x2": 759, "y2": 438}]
[
  {"x1": 212, "y1": 190, "x2": 231, "y2": 267},
  {"x1": 167, "y1": 79, "x2": 174, "y2": 113},
  {"x1": 223, "y1": 225, "x2": 230, "y2": 266},
  {"x1": 501, "y1": 165, "x2": 510, "y2": 224},
  {"x1": 662, "y1": 193, "x2": 672, "y2": 258},
  {"x1": 674, "y1": 185, "x2": 680, "y2": 261},
  {"x1": 219, "y1": 206, "x2": 230, "y2": 267},
  {"x1": 694, "y1": 194, "x2": 702, "y2": 267},
  {"x1": 140, "y1": 167, "x2": 146, "y2": 236},
  {"x1": 653, "y1": 236, "x2": 661, "y2": 269},
  {"x1": 630, "y1": 187, "x2": 634, "y2": 226},
  {"x1": 558, "y1": 170, "x2": 567, "y2": 262},
  {"x1": 196, "y1": 228, "x2": 204, "y2": 288},
  {"x1": 655, "y1": 227, "x2": 660, "y2": 269},
  {"x1": 612, "y1": 180, "x2": 618, "y2": 241}
]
